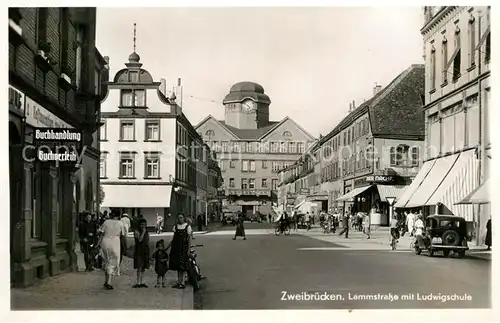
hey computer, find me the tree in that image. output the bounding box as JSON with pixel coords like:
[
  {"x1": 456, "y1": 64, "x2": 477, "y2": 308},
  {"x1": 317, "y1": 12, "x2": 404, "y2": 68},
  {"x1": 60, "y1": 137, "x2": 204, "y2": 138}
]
[{"x1": 99, "y1": 184, "x2": 105, "y2": 204}]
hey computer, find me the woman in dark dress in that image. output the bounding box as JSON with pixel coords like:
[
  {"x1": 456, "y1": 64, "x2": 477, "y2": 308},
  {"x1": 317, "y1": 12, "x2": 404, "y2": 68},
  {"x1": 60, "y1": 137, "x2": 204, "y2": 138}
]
[
  {"x1": 133, "y1": 219, "x2": 150, "y2": 288},
  {"x1": 168, "y1": 214, "x2": 192, "y2": 289},
  {"x1": 485, "y1": 219, "x2": 492, "y2": 250},
  {"x1": 233, "y1": 213, "x2": 247, "y2": 240}
]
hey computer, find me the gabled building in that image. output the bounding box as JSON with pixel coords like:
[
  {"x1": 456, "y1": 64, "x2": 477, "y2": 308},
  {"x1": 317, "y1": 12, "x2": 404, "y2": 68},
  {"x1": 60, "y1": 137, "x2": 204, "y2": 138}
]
[
  {"x1": 279, "y1": 64, "x2": 426, "y2": 226},
  {"x1": 395, "y1": 6, "x2": 491, "y2": 245},
  {"x1": 195, "y1": 82, "x2": 316, "y2": 217},
  {"x1": 100, "y1": 46, "x2": 214, "y2": 228}
]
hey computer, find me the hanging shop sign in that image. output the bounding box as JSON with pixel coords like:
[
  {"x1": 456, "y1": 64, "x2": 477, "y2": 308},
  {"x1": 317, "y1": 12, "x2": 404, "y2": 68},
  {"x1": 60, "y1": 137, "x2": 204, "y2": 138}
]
[{"x1": 25, "y1": 97, "x2": 73, "y2": 129}]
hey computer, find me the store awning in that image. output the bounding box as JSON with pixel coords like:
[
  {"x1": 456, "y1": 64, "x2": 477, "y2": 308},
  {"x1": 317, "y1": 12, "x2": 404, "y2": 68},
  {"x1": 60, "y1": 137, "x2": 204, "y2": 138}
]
[
  {"x1": 405, "y1": 153, "x2": 459, "y2": 208},
  {"x1": 235, "y1": 200, "x2": 261, "y2": 206},
  {"x1": 336, "y1": 185, "x2": 372, "y2": 202},
  {"x1": 425, "y1": 149, "x2": 479, "y2": 218},
  {"x1": 394, "y1": 159, "x2": 436, "y2": 208},
  {"x1": 376, "y1": 185, "x2": 408, "y2": 203},
  {"x1": 101, "y1": 184, "x2": 172, "y2": 208},
  {"x1": 456, "y1": 178, "x2": 490, "y2": 205}
]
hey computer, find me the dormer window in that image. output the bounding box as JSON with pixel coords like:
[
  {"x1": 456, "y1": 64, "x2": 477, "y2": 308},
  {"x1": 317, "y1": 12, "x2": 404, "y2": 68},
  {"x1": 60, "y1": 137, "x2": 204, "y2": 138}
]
[
  {"x1": 129, "y1": 71, "x2": 139, "y2": 82},
  {"x1": 282, "y1": 131, "x2": 292, "y2": 137},
  {"x1": 121, "y1": 89, "x2": 146, "y2": 107}
]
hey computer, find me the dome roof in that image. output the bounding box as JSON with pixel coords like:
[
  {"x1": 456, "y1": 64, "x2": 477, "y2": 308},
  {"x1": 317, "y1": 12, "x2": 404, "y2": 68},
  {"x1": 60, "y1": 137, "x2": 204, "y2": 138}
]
[
  {"x1": 229, "y1": 81, "x2": 265, "y2": 94},
  {"x1": 223, "y1": 81, "x2": 271, "y2": 104},
  {"x1": 128, "y1": 52, "x2": 140, "y2": 62}
]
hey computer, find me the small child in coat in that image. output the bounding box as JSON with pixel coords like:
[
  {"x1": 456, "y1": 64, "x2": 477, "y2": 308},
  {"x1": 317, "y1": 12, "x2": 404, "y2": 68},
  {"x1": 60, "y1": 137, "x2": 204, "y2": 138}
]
[{"x1": 152, "y1": 239, "x2": 169, "y2": 287}]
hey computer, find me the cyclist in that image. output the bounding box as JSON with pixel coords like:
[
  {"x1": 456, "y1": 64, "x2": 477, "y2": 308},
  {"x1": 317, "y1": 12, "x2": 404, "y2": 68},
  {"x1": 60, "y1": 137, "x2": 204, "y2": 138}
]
[{"x1": 390, "y1": 215, "x2": 400, "y2": 249}]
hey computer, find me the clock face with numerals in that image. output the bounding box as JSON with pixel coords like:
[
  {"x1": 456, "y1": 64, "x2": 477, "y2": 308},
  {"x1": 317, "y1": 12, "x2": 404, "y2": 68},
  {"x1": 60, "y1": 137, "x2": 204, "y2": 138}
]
[{"x1": 241, "y1": 100, "x2": 254, "y2": 113}]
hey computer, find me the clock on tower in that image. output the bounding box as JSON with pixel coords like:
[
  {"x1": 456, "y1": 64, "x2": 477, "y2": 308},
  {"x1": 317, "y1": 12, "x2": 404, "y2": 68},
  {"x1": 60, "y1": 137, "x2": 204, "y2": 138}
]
[{"x1": 241, "y1": 99, "x2": 255, "y2": 113}]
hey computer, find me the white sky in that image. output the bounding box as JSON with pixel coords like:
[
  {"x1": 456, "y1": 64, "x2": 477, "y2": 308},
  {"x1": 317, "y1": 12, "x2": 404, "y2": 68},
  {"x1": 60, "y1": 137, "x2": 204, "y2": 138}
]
[{"x1": 96, "y1": 7, "x2": 424, "y2": 137}]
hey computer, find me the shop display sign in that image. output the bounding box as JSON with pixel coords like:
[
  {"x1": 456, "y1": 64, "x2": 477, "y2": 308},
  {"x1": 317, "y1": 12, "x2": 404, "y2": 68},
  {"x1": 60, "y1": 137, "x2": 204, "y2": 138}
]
[{"x1": 366, "y1": 175, "x2": 394, "y2": 183}]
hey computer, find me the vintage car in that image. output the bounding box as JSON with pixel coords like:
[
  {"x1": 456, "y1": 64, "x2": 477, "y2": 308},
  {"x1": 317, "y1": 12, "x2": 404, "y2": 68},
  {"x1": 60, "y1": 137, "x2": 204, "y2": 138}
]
[{"x1": 414, "y1": 215, "x2": 472, "y2": 258}]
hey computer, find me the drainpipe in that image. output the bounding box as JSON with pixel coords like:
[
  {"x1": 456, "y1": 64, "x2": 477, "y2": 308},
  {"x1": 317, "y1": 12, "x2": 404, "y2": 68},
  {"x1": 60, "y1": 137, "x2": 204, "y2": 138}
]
[{"x1": 475, "y1": 12, "x2": 483, "y2": 246}]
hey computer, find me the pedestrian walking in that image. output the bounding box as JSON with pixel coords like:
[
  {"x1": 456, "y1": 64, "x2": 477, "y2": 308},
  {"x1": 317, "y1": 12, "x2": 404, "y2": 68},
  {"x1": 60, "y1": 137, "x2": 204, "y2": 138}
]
[
  {"x1": 168, "y1": 214, "x2": 192, "y2": 289},
  {"x1": 406, "y1": 210, "x2": 416, "y2": 237},
  {"x1": 197, "y1": 214, "x2": 203, "y2": 232},
  {"x1": 98, "y1": 211, "x2": 125, "y2": 290},
  {"x1": 152, "y1": 239, "x2": 169, "y2": 288},
  {"x1": 186, "y1": 215, "x2": 196, "y2": 240},
  {"x1": 233, "y1": 213, "x2": 247, "y2": 240},
  {"x1": 365, "y1": 210, "x2": 373, "y2": 239},
  {"x1": 120, "y1": 213, "x2": 131, "y2": 264},
  {"x1": 78, "y1": 212, "x2": 98, "y2": 271},
  {"x1": 132, "y1": 218, "x2": 150, "y2": 288},
  {"x1": 338, "y1": 214, "x2": 349, "y2": 238},
  {"x1": 485, "y1": 218, "x2": 492, "y2": 251},
  {"x1": 305, "y1": 212, "x2": 311, "y2": 231},
  {"x1": 156, "y1": 213, "x2": 164, "y2": 234}
]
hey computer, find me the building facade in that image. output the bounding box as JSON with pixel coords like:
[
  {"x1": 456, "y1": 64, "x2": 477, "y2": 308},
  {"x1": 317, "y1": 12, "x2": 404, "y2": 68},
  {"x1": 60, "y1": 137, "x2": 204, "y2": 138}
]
[
  {"x1": 195, "y1": 82, "x2": 316, "y2": 218},
  {"x1": 395, "y1": 6, "x2": 491, "y2": 244},
  {"x1": 100, "y1": 51, "x2": 216, "y2": 229},
  {"x1": 279, "y1": 65, "x2": 426, "y2": 226},
  {"x1": 9, "y1": 7, "x2": 106, "y2": 286}
]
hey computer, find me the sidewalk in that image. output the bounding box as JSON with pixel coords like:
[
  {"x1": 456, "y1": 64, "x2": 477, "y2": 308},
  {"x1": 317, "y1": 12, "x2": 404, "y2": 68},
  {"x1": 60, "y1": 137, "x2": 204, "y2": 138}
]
[
  {"x1": 10, "y1": 245, "x2": 193, "y2": 310},
  {"x1": 300, "y1": 227, "x2": 492, "y2": 260}
]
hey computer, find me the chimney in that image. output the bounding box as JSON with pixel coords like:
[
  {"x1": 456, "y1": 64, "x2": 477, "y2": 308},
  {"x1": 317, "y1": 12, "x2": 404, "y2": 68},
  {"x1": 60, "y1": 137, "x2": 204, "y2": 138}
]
[
  {"x1": 348, "y1": 102, "x2": 352, "y2": 112},
  {"x1": 159, "y1": 78, "x2": 167, "y2": 96},
  {"x1": 373, "y1": 84, "x2": 382, "y2": 96},
  {"x1": 352, "y1": 100, "x2": 356, "y2": 110}
]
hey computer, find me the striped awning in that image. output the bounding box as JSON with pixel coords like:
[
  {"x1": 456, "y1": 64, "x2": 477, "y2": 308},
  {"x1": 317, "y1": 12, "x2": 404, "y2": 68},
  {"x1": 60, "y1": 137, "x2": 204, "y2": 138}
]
[
  {"x1": 376, "y1": 185, "x2": 408, "y2": 203},
  {"x1": 336, "y1": 185, "x2": 372, "y2": 202},
  {"x1": 394, "y1": 159, "x2": 436, "y2": 208},
  {"x1": 456, "y1": 178, "x2": 490, "y2": 205}
]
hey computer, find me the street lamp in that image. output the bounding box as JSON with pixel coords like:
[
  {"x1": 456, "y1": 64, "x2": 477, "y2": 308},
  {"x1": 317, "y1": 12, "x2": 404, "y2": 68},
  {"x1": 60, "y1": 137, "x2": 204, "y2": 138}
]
[{"x1": 386, "y1": 197, "x2": 396, "y2": 222}]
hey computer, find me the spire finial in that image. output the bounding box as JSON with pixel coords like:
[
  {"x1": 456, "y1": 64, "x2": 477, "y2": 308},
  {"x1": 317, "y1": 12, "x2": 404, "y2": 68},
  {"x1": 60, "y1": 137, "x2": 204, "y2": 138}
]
[{"x1": 133, "y1": 23, "x2": 137, "y2": 52}]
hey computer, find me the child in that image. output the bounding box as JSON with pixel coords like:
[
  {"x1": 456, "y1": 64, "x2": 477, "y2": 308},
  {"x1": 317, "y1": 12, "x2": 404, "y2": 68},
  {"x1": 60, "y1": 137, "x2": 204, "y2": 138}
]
[
  {"x1": 152, "y1": 239, "x2": 169, "y2": 287},
  {"x1": 132, "y1": 219, "x2": 150, "y2": 288}
]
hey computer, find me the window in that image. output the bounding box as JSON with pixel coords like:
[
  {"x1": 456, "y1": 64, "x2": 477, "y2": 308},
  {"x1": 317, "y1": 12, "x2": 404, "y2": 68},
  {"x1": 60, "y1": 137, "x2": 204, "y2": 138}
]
[
  {"x1": 282, "y1": 131, "x2": 292, "y2": 137},
  {"x1": 262, "y1": 178, "x2": 267, "y2": 188},
  {"x1": 229, "y1": 160, "x2": 236, "y2": 168},
  {"x1": 205, "y1": 129, "x2": 215, "y2": 137},
  {"x1": 119, "y1": 154, "x2": 135, "y2": 178},
  {"x1": 100, "y1": 153, "x2": 107, "y2": 178},
  {"x1": 246, "y1": 142, "x2": 253, "y2": 153},
  {"x1": 135, "y1": 90, "x2": 145, "y2": 107},
  {"x1": 121, "y1": 90, "x2": 134, "y2": 106},
  {"x1": 249, "y1": 160, "x2": 256, "y2": 172},
  {"x1": 411, "y1": 147, "x2": 419, "y2": 166},
  {"x1": 262, "y1": 160, "x2": 268, "y2": 169},
  {"x1": 129, "y1": 71, "x2": 139, "y2": 82},
  {"x1": 270, "y1": 142, "x2": 279, "y2": 153},
  {"x1": 120, "y1": 120, "x2": 135, "y2": 141},
  {"x1": 229, "y1": 178, "x2": 235, "y2": 188},
  {"x1": 390, "y1": 147, "x2": 396, "y2": 166},
  {"x1": 242, "y1": 160, "x2": 249, "y2": 172},
  {"x1": 272, "y1": 179, "x2": 278, "y2": 190},
  {"x1": 485, "y1": 32, "x2": 491, "y2": 61},
  {"x1": 249, "y1": 179, "x2": 255, "y2": 189},
  {"x1": 100, "y1": 119, "x2": 107, "y2": 140},
  {"x1": 145, "y1": 156, "x2": 160, "y2": 178},
  {"x1": 222, "y1": 141, "x2": 229, "y2": 152},
  {"x1": 37, "y1": 8, "x2": 48, "y2": 48},
  {"x1": 279, "y1": 142, "x2": 287, "y2": 153},
  {"x1": 468, "y1": 16, "x2": 476, "y2": 66},
  {"x1": 442, "y1": 37, "x2": 448, "y2": 83},
  {"x1": 288, "y1": 141, "x2": 297, "y2": 153},
  {"x1": 297, "y1": 142, "x2": 305, "y2": 153},
  {"x1": 145, "y1": 120, "x2": 160, "y2": 141},
  {"x1": 232, "y1": 142, "x2": 240, "y2": 153},
  {"x1": 241, "y1": 179, "x2": 248, "y2": 189},
  {"x1": 449, "y1": 29, "x2": 461, "y2": 81},
  {"x1": 430, "y1": 45, "x2": 436, "y2": 90},
  {"x1": 60, "y1": 8, "x2": 70, "y2": 74},
  {"x1": 272, "y1": 161, "x2": 281, "y2": 172}
]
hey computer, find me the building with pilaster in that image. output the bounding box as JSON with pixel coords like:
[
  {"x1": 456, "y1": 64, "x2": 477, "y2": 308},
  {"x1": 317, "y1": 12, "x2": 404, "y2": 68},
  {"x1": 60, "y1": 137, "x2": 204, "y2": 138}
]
[
  {"x1": 195, "y1": 82, "x2": 316, "y2": 218},
  {"x1": 395, "y1": 6, "x2": 491, "y2": 244},
  {"x1": 9, "y1": 7, "x2": 107, "y2": 286}
]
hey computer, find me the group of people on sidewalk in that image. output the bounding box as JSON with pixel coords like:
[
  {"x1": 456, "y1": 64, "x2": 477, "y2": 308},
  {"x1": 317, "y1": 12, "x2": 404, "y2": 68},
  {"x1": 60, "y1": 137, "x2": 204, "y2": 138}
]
[{"x1": 78, "y1": 209, "x2": 196, "y2": 291}]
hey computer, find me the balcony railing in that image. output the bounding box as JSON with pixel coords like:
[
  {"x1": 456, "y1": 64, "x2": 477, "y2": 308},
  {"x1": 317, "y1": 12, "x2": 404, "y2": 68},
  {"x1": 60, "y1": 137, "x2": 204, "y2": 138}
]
[{"x1": 226, "y1": 188, "x2": 272, "y2": 197}]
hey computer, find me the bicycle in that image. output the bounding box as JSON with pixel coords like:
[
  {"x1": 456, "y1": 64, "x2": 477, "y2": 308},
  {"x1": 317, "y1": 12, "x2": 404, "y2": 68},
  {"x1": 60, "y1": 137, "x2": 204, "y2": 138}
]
[
  {"x1": 390, "y1": 227, "x2": 400, "y2": 251},
  {"x1": 275, "y1": 223, "x2": 291, "y2": 236}
]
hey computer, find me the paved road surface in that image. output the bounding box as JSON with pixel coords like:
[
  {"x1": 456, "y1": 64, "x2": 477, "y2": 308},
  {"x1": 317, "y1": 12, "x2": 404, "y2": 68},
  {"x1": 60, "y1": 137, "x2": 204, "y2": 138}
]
[{"x1": 191, "y1": 231, "x2": 491, "y2": 309}]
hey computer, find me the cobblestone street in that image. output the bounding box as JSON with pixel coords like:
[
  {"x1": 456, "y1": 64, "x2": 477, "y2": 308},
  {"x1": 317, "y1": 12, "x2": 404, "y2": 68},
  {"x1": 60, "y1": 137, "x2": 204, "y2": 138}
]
[{"x1": 11, "y1": 253, "x2": 193, "y2": 310}]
